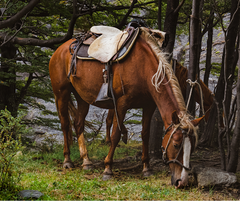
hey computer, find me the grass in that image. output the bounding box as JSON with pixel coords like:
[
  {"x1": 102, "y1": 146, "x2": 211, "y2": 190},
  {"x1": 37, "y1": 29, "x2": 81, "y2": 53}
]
[{"x1": 2, "y1": 140, "x2": 238, "y2": 200}]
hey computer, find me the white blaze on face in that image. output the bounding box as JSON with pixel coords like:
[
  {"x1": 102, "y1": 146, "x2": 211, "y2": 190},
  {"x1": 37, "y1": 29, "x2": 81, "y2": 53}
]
[{"x1": 181, "y1": 137, "x2": 191, "y2": 182}]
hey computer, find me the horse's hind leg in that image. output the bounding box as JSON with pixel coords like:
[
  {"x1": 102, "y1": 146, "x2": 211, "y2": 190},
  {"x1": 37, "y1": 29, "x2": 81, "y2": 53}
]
[
  {"x1": 141, "y1": 105, "x2": 156, "y2": 177},
  {"x1": 106, "y1": 109, "x2": 114, "y2": 144},
  {"x1": 55, "y1": 91, "x2": 74, "y2": 169},
  {"x1": 106, "y1": 109, "x2": 128, "y2": 144},
  {"x1": 70, "y1": 92, "x2": 93, "y2": 170}
]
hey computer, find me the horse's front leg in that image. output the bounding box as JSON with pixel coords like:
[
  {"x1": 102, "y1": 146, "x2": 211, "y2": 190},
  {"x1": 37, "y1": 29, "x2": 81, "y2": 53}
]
[
  {"x1": 103, "y1": 107, "x2": 127, "y2": 180},
  {"x1": 141, "y1": 105, "x2": 156, "y2": 177}
]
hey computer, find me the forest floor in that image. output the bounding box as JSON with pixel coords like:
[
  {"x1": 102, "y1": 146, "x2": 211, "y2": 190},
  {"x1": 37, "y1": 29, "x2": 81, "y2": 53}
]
[
  {"x1": 55, "y1": 143, "x2": 240, "y2": 200},
  {"x1": 4, "y1": 140, "x2": 240, "y2": 200}
]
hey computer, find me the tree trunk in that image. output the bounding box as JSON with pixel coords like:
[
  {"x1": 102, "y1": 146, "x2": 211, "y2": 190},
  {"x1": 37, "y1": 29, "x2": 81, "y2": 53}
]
[
  {"x1": 204, "y1": 12, "x2": 214, "y2": 87},
  {"x1": 158, "y1": 0, "x2": 162, "y2": 30},
  {"x1": 226, "y1": 35, "x2": 240, "y2": 173},
  {"x1": 149, "y1": 108, "x2": 163, "y2": 159},
  {"x1": 0, "y1": 43, "x2": 17, "y2": 117},
  {"x1": 163, "y1": 0, "x2": 179, "y2": 53},
  {"x1": 186, "y1": 0, "x2": 203, "y2": 116},
  {"x1": 199, "y1": 48, "x2": 226, "y2": 147}
]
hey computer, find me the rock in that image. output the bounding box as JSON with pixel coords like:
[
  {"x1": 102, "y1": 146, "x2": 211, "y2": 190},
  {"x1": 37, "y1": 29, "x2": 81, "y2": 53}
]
[
  {"x1": 18, "y1": 190, "x2": 44, "y2": 199},
  {"x1": 192, "y1": 166, "x2": 237, "y2": 187}
]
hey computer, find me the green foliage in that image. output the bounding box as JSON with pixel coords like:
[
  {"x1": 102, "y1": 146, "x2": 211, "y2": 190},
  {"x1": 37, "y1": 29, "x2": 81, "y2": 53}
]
[
  {"x1": 0, "y1": 108, "x2": 29, "y2": 137},
  {"x1": 0, "y1": 109, "x2": 25, "y2": 198}
]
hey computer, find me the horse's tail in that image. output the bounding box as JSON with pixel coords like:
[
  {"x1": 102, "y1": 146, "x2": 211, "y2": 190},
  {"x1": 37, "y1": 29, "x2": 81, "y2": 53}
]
[{"x1": 54, "y1": 95, "x2": 73, "y2": 145}]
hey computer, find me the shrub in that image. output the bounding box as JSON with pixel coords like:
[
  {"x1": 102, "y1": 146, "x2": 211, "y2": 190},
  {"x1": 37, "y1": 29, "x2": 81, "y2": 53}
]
[{"x1": 0, "y1": 109, "x2": 26, "y2": 194}]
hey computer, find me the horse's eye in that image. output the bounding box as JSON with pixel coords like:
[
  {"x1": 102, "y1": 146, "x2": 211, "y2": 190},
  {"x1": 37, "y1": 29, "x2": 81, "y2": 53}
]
[{"x1": 174, "y1": 144, "x2": 179, "y2": 149}]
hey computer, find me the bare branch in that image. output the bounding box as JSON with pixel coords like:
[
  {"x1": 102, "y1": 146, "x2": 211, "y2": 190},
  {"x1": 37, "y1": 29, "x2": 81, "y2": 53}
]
[
  {"x1": 116, "y1": 0, "x2": 138, "y2": 29},
  {"x1": 174, "y1": 0, "x2": 185, "y2": 14}
]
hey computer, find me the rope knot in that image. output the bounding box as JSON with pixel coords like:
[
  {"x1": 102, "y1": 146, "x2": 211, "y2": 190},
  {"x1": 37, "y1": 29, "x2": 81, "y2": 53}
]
[{"x1": 186, "y1": 79, "x2": 198, "y2": 87}]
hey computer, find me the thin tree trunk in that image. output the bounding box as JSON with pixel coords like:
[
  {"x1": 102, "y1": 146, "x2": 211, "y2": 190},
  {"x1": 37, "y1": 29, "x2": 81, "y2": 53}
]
[
  {"x1": 149, "y1": 109, "x2": 163, "y2": 158},
  {"x1": 163, "y1": 0, "x2": 180, "y2": 53},
  {"x1": 158, "y1": 0, "x2": 162, "y2": 31},
  {"x1": 204, "y1": 11, "x2": 214, "y2": 87},
  {"x1": 186, "y1": 0, "x2": 202, "y2": 116},
  {"x1": 226, "y1": 35, "x2": 240, "y2": 173}
]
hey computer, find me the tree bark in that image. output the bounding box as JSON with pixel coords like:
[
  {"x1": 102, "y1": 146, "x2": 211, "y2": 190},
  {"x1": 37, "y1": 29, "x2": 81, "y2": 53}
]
[
  {"x1": 226, "y1": 35, "x2": 240, "y2": 173},
  {"x1": 186, "y1": 0, "x2": 203, "y2": 116},
  {"x1": 158, "y1": 0, "x2": 162, "y2": 30},
  {"x1": 204, "y1": 12, "x2": 214, "y2": 87},
  {"x1": 149, "y1": 109, "x2": 163, "y2": 158},
  {"x1": 0, "y1": 43, "x2": 17, "y2": 116},
  {"x1": 163, "y1": 0, "x2": 180, "y2": 53}
]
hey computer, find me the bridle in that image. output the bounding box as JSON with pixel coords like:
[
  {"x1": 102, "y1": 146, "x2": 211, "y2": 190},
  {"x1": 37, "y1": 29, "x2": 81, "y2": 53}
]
[{"x1": 161, "y1": 123, "x2": 192, "y2": 171}]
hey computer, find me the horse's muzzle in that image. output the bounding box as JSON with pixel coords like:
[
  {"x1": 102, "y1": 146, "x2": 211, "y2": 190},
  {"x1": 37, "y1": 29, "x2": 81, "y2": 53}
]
[{"x1": 162, "y1": 33, "x2": 169, "y2": 48}]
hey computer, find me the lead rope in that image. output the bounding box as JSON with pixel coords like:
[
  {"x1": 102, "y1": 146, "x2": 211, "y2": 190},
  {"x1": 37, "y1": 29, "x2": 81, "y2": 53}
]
[{"x1": 186, "y1": 79, "x2": 205, "y2": 117}]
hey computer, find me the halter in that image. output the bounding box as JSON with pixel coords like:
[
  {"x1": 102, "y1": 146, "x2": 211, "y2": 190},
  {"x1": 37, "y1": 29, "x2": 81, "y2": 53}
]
[{"x1": 161, "y1": 123, "x2": 192, "y2": 171}]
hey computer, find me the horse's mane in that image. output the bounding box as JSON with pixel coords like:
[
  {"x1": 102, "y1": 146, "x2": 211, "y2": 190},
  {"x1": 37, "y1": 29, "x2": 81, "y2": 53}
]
[{"x1": 140, "y1": 27, "x2": 198, "y2": 142}]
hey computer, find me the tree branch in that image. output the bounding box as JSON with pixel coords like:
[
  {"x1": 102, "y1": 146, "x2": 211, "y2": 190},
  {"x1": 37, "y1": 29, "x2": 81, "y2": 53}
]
[
  {"x1": 116, "y1": 0, "x2": 138, "y2": 29},
  {"x1": 0, "y1": 2, "x2": 78, "y2": 48},
  {"x1": 0, "y1": 0, "x2": 40, "y2": 29},
  {"x1": 174, "y1": 0, "x2": 185, "y2": 14},
  {"x1": 17, "y1": 73, "x2": 33, "y2": 106}
]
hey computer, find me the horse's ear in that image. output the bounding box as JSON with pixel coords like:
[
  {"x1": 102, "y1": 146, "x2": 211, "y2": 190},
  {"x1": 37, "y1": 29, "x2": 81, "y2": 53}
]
[
  {"x1": 172, "y1": 110, "x2": 180, "y2": 124},
  {"x1": 191, "y1": 115, "x2": 205, "y2": 126}
]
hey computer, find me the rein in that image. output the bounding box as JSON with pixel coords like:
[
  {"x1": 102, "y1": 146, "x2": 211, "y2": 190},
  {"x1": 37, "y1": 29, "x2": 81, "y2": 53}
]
[{"x1": 161, "y1": 123, "x2": 192, "y2": 171}]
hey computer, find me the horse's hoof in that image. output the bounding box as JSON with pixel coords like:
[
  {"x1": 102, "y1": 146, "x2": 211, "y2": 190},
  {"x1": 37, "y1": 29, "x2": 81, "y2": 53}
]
[
  {"x1": 102, "y1": 174, "x2": 113, "y2": 181},
  {"x1": 83, "y1": 164, "x2": 93, "y2": 170},
  {"x1": 63, "y1": 162, "x2": 75, "y2": 169},
  {"x1": 122, "y1": 136, "x2": 128, "y2": 144},
  {"x1": 143, "y1": 171, "x2": 153, "y2": 177}
]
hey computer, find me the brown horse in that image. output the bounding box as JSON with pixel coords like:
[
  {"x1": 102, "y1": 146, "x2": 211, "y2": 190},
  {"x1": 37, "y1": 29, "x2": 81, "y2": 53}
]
[
  {"x1": 49, "y1": 27, "x2": 203, "y2": 188},
  {"x1": 105, "y1": 61, "x2": 214, "y2": 144}
]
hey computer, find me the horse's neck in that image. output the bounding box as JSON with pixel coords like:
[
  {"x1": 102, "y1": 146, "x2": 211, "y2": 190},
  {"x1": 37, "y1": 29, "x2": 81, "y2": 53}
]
[
  {"x1": 136, "y1": 37, "x2": 182, "y2": 128},
  {"x1": 150, "y1": 79, "x2": 181, "y2": 128}
]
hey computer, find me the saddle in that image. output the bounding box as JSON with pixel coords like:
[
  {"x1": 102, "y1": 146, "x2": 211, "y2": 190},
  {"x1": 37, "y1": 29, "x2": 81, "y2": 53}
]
[{"x1": 75, "y1": 25, "x2": 139, "y2": 62}]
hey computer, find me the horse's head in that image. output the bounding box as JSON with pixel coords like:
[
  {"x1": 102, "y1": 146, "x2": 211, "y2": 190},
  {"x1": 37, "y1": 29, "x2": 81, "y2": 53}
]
[{"x1": 162, "y1": 111, "x2": 204, "y2": 189}]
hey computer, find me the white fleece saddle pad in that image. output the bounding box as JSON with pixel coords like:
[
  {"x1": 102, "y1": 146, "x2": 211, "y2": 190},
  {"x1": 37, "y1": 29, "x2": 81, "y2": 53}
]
[{"x1": 88, "y1": 26, "x2": 129, "y2": 63}]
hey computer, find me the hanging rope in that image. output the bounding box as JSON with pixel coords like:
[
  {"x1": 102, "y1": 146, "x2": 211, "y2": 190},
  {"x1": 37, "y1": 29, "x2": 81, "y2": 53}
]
[{"x1": 186, "y1": 79, "x2": 205, "y2": 117}]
